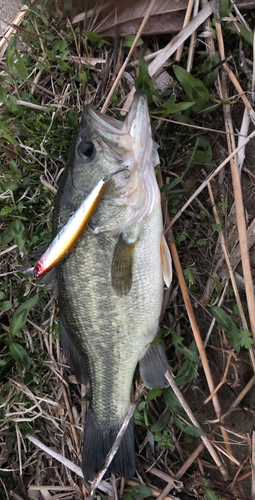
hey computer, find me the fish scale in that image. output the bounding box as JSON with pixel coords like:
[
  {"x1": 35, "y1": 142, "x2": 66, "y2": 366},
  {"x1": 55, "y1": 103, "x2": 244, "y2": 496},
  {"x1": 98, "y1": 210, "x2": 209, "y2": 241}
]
[{"x1": 52, "y1": 91, "x2": 172, "y2": 480}]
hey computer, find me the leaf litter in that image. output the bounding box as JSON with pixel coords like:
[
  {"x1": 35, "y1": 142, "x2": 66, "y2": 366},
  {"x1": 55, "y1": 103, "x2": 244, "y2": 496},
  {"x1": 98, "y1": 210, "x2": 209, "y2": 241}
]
[{"x1": 0, "y1": 0, "x2": 255, "y2": 499}]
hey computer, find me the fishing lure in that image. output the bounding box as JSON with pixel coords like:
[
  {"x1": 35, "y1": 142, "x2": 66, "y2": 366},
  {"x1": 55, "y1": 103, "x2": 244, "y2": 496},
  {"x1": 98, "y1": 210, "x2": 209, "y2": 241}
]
[{"x1": 33, "y1": 167, "x2": 128, "y2": 279}]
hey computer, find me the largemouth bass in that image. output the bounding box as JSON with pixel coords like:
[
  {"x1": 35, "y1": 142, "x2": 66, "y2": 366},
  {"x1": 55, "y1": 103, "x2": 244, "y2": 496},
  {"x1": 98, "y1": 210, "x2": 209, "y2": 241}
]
[{"x1": 52, "y1": 90, "x2": 172, "y2": 480}]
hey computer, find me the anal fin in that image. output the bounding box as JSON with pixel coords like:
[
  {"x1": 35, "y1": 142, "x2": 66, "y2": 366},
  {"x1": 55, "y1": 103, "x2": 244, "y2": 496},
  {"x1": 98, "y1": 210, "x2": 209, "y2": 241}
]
[
  {"x1": 111, "y1": 233, "x2": 137, "y2": 296},
  {"x1": 139, "y1": 343, "x2": 170, "y2": 389},
  {"x1": 160, "y1": 234, "x2": 172, "y2": 287}
]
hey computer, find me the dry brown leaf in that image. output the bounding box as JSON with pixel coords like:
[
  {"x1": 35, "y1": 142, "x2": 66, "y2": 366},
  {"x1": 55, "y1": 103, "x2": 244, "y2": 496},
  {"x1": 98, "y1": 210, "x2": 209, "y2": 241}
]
[{"x1": 72, "y1": 0, "x2": 189, "y2": 36}]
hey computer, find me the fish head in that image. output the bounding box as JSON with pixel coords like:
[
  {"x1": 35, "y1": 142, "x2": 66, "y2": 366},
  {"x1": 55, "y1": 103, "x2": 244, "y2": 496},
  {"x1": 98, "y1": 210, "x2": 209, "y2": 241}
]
[
  {"x1": 68, "y1": 91, "x2": 160, "y2": 233},
  {"x1": 70, "y1": 107, "x2": 131, "y2": 199}
]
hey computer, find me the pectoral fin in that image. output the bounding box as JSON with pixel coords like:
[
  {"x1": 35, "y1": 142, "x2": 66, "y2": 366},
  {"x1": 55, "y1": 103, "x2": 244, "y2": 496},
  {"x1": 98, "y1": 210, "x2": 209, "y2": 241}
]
[
  {"x1": 160, "y1": 234, "x2": 172, "y2": 287},
  {"x1": 111, "y1": 233, "x2": 137, "y2": 296}
]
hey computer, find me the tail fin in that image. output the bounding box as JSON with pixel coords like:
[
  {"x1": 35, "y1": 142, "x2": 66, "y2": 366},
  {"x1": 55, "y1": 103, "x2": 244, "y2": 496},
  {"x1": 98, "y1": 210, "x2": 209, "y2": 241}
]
[{"x1": 82, "y1": 409, "x2": 135, "y2": 481}]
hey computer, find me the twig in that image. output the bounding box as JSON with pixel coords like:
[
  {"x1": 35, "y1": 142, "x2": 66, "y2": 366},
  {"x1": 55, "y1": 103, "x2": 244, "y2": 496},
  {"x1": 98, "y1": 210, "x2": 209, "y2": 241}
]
[
  {"x1": 200, "y1": 0, "x2": 216, "y2": 56},
  {"x1": 221, "y1": 374, "x2": 255, "y2": 420},
  {"x1": 63, "y1": 387, "x2": 80, "y2": 453},
  {"x1": 101, "y1": 0, "x2": 157, "y2": 113},
  {"x1": 238, "y1": 107, "x2": 250, "y2": 174},
  {"x1": 186, "y1": 0, "x2": 200, "y2": 72},
  {"x1": 175, "y1": 443, "x2": 205, "y2": 479},
  {"x1": 120, "y1": 478, "x2": 125, "y2": 497},
  {"x1": 175, "y1": 0, "x2": 195, "y2": 61},
  {"x1": 220, "y1": 73, "x2": 255, "y2": 347},
  {"x1": 203, "y1": 351, "x2": 234, "y2": 404},
  {"x1": 164, "y1": 371, "x2": 228, "y2": 478},
  {"x1": 204, "y1": 280, "x2": 229, "y2": 348},
  {"x1": 150, "y1": 114, "x2": 243, "y2": 136},
  {"x1": 0, "y1": 244, "x2": 17, "y2": 256},
  {"x1": 15, "y1": 422, "x2": 22, "y2": 477},
  {"x1": 142, "y1": 463, "x2": 182, "y2": 489},
  {"x1": 28, "y1": 486, "x2": 74, "y2": 491},
  {"x1": 27, "y1": 433, "x2": 83, "y2": 477},
  {"x1": 228, "y1": 457, "x2": 249, "y2": 491},
  {"x1": 167, "y1": 127, "x2": 255, "y2": 229},
  {"x1": 220, "y1": 427, "x2": 249, "y2": 443},
  {"x1": 149, "y1": 1, "x2": 213, "y2": 76},
  {"x1": 211, "y1": 441, "x2": 240, "y2": 466},
  {"x1": 88, "y1": 384, "x2": 145, "y2": 500},
  {"x1": 155, "y1": 443, "x2": 204, "y2": 500},
  {"x1": 26, "y1": 434, "x2": 113, "y2": 495}
]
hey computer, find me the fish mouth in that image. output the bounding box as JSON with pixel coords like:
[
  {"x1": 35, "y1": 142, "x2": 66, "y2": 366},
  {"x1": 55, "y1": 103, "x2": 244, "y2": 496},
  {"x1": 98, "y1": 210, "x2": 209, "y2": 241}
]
[
  {"x1": 122, "y1": 90, "x2": 149, "y2": 138},
  {"x1": 81, "y1": 91, "x2": 158, "y2": 218},
  {"x1": 82, "y1": 91, "x2": 149, "y2": 158}
]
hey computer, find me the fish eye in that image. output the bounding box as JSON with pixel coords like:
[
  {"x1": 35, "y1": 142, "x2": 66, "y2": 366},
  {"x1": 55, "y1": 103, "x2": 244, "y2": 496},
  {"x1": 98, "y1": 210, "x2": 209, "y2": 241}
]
[{"x1": 78, "y1": 141, "x2": 96, "y2": 161}]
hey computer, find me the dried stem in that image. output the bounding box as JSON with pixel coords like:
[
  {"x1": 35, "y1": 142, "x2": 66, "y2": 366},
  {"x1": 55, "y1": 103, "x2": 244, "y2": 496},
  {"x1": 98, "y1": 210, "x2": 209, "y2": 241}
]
[
  {"x1": 175, "y1": 443, "x2": 205, "y2": 479},
  {"x1": 123, "y1": 1, "x2": 214, "y2": 112},
  {"x1": 27, "y1": 433, "x2": 84, "y2": 477},
  {"x1": 220, "y1": 74, "x2": 255, "y2": 345},
  {"x1": 158, "y1": 170, "x2": 234, "y2": 465},
  {"x1": 175, "y1": 0, "x2": 195, "y2": 61},
  {"x1": 26, "y1": 434, "x2": 113, "y2": 496},
  {"x1": 155, "y1": 443, "x2": 204, "y2": 500},
  {"x1": 207, "y1": 184, "x2": 255, "y2": 370},
  {"x1": 167, "y1": 127, "x2": 255, "y2": 229},
  {"x1": 203, "y1": 351, "x2": 234, "y2": 405},
  {"x1": 200, "y1": 0, "x2": 216, "y2": 56},
  {"x1": 215, "y1": 18, "x2": 255, "y2": 121},
  {"x1": 221, "y1": 374, "x2": 255, "y2": 420},
  {"x1": 165, "y1": 371, "x2": 228, "y2": 478},
  {"x1": 142, "y1": 463, "x2": 182, "y2": 489},
  {"x1": 101, "y1": 0, "x2": 157, "y2": 113},
  {"x1": 186, "y1": 0, "x2": 200, "y2": 72},
  {"x1": 63, "y1": 386, "x2": 80, "y2": 453},
  {"x1": 214, "y1": 19, "x2": 255, "y2": 358},
  {"x1": 207, "y1": 185, "x2": 247, "y2": 328},
  {"x1": 15, "y1": 422, "x2": 22, "y2": 477},
  {"x1": 204, "y1": 280, "x2": 229, "y2": 348}
]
